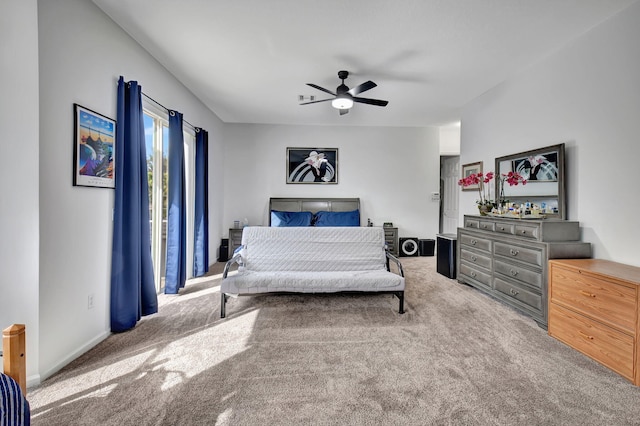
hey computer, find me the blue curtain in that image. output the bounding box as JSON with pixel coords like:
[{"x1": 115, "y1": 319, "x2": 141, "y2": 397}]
[
  {"x1": 193, "y1": 128, "x2": 209, "y2": 276},
  {"x1": 110, "y1": 77, "x2": 158, "y2": 332},
  {"x1": 164, "y1": 111, "x2": 187, "y2": 294}
]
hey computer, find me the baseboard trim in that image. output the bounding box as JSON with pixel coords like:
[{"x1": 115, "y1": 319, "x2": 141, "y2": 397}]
[{"x1": 38, "y1": 330, "x2": 111, "y2": 384}]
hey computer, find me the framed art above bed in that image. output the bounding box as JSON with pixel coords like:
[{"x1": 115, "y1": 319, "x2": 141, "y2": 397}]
[{"x1": 286, "y1": 147, "x2": 338, "y2": 184}]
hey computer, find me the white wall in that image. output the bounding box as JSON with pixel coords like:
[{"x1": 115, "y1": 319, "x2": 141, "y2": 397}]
[
  {"x1": 0, "y1": 0, "x2": 40, "y2": 380},
  {"x1": 460, "y1": 1, "x2": 640, "y2": 266},
  {"x1": 36, "y1": 0, "x2": 225, "y2": 380},
  {"x1": 439, "y1": 125, "x2": 461, "y2": 156},
  {"x1": 223, "y1": 124, "x2": 441, "y2": 242}
]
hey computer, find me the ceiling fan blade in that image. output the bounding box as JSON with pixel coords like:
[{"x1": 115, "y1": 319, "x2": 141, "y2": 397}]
[
  {"x1": 300, "y1": 98, "x2": 333, "y2": 105},
  {"x1": 353, "y1": 97, "x2": 389, "y2": 107},
  {"x1": 339, "y1": 109, "x2": 349, "y2": 115},
  {"x1": 348, "y1": 80, "x2": 376, "y2": 96},
  {"x1": 307, "y1": 83, "x2": 336, "y2": 96}
]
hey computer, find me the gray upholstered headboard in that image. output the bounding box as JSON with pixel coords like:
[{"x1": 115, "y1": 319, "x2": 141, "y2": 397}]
[{"x1": 269, "y1": 197, "x2": 360, "y2": 225}]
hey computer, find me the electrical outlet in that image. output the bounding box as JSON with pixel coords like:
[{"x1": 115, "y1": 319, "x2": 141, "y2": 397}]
[{"x1": 88, "y1": 294, "x2": 94, "y2": 310}]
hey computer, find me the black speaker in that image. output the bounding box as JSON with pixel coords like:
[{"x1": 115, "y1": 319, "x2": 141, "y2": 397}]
[
  {"x1": 437, "y1": 234, "x2": 457, "y2": 278},
  {"x1": 399, "y1": 238, "x2": 419, "y2": 257},
  {"x1": 419, "y1": 239, "x2": 435, "y2": 256},
  {"x1": 218, "y1": 238, "x2": 229, "y2": 262}
]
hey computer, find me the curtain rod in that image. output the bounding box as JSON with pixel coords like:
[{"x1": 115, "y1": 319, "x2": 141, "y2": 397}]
[{"x1": 142, "y1": 92, "x2": 199, "y2": 132}]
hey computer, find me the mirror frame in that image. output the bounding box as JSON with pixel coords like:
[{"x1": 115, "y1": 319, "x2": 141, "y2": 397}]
[{"x1": 494, "y1": 143, "x2": 566, "y2": 219}]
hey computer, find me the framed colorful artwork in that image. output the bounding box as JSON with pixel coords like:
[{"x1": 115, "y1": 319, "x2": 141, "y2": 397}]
[{"x1": 73, "y1": 103, "x2": 115, "y2": 188}]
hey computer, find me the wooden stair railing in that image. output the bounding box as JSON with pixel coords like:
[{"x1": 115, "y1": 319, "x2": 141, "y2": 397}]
[{"x1": 2, "y1": 324, "x2": 26, "y2": 395}]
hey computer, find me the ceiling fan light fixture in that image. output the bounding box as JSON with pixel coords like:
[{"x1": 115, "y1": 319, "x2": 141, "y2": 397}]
[
  {"x1": 303, "y1": 71, "x2": 387, "y2": 114},
  {"x1": 331, "y1": 95, "x2": 353, "y2": 110}
]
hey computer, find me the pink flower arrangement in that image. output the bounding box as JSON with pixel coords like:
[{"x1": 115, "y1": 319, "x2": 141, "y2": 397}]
[
  {"x1": 502, "y1": 171, "x2": 527, "y2": 186},
  {"x1": 498, "y1": 171, "x2": 527, "y2": 204},
  {"x1": 458, "y1": 171, "x2": 494, "y2": 205}
]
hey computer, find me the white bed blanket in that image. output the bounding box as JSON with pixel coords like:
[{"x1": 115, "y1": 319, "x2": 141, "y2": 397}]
[
  {"x1": 223, "y1": 269, "x2": 403, "y2": 294},
  {"x1": 221, "y1": 226, "x2": 404, "y2": 295}
]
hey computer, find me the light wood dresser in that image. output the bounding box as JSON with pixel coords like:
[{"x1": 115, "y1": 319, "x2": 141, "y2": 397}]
[{"x1": 548, "y1": 259, "x2": 640, "y2": 385}]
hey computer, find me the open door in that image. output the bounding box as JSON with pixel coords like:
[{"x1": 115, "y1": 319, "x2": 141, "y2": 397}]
[{"x1": 440, "y1": 156, "x2": 460, "y2": 235}]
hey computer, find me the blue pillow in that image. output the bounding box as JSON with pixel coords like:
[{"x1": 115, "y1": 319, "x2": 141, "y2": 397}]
[
  {"x1": 313, "y1": 210, "x2": 360, "y2": 227},
  {"x1": 270, "y1": 210, "x2": 313, "y2": 227}
]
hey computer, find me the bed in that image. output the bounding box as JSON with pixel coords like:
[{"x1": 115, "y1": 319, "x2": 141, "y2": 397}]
[
  {"x1": 269, "y1": 197, "x2": 361, "y2": 215},
  {"x1": 219, "y1": 197, "x2": 405, "y2": 317}
]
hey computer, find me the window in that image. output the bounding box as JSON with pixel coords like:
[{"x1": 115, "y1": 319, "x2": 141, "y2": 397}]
[{"x1": 144, "y1": 106, "x2": 196, "y2": 292}]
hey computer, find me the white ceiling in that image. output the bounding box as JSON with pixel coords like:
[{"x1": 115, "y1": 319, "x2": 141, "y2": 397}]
[{"x1": 92, "y1": 0, "x2": 637, "y2": 127}]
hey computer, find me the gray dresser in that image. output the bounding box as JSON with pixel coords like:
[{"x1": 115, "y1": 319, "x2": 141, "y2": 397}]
[{"x1": 457, "y1": 215, "x2": 591, "y2": 328}]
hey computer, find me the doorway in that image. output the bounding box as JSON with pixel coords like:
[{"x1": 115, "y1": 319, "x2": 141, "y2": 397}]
[{"x1": 440, "y1": 155, "x2": 460, "y2": 235}]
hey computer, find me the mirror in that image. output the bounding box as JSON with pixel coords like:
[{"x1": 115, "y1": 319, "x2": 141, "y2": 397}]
[{"x1": 494, "y1": 143, "x2": 566, "y2": 219}]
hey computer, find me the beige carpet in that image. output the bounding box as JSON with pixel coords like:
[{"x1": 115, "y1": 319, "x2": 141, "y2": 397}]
[{"x1": 28, "y1": 257, "x2": 640, "y2": 425}]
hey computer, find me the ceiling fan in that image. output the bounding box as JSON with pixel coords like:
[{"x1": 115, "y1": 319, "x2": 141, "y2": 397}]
[{"x1": 300, "y1": 70, "x2": 389, "y2": 115}]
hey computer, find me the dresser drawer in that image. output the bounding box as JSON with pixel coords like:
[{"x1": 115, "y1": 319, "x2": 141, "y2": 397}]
[
  {"x1": 550, "y1": 266, "x2": 636, "y2": 333},
  {"x1": 494, "y1": 222, "x2": 514, "y2": 235},
  {"x1": 494, "y1": 259, "x2": 542, "y2": 289},
  {"x1": 460, "y1": 248, "x2": 491, "y2": 270},
  {"x1": 494, "y1": 242, "x2": 542, "y2": 267},
  {"x1": 459, "y1": 233, "x2": 491, "y2": 253},
  {"x1": 478, "y1": 220, "x2": 495, "y2": 232},
  {"x1": 494, "y1": 277, "x2": 542, "y2": 311},
  {"x1": 464, "y1": 218, "x2": 480, "y2": 229},
  {"x1": 459, "y1": 263, "x2": 492, "y2": 288},
  {"x1": 549, "y1": 303, "x2": 634, "y2": 381},
  {"x1": 514, "y1": 224, "x2": 539, "y2": 239}
]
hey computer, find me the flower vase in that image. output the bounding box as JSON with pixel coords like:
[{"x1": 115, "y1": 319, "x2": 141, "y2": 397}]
[{"x1": 478, "y1": 204, "x2": 493, "y2": 216}]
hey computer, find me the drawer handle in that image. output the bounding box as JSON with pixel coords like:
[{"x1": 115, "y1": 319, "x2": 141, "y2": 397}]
[
  {"x1": 579, "y1": 290, "x2": 596, "y2": 298},
  {"x1": 499, "y1": 226, "x2": 505, "y2": 231},
  {"x1": 510, "y1": 269, "x2": 518, "y2": 276},
  {"x1": 509, "y1": 288, "x2": 519, "y2": 296},
  {"x1": 510, "y1": 249, "x2": 519, "y2": 256},
  {"x1": 471, "y1": 239, "x2": 477, "y2": 245},
  {"x1": 521, "y1": 230, "x2": 527, "y2": 234},
  {"x1": 578, "y1": 331, "x2": 595, "y2": 341},
  {"x1": 471, "y1": 255, "x2": 477, "y2": 262},
  {"x1": 470, "y1": 272, "x2": 477, "y2": 278}
]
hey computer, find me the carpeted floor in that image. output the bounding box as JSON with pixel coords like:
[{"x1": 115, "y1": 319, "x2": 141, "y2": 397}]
[{"x1": 28, "y1": 257, "x2": 640, "y2": 425}]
